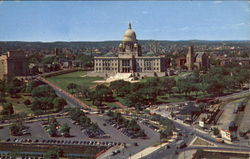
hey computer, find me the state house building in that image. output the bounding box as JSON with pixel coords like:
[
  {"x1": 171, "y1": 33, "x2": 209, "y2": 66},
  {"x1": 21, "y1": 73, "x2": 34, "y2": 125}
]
[{"x1": 92, "y1": 23, "x2": 168, "y2": 78}]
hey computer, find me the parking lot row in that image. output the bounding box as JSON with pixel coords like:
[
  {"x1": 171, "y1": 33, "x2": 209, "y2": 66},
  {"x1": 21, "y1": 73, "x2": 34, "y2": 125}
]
[{"x1": 2, "y1": 138, "x2": 126, "y2": 147}]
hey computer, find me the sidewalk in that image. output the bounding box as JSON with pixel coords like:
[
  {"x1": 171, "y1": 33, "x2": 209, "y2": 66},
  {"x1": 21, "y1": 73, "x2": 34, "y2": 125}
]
[
  {"x1": 97, "y1": 145, "x2": 124, "y2": 159},
  {"x1": 130, "y1": 132, "x2": 177, "y2": 159},
  {"x1": 130, "y1": 142, "x2": 169, "y2": 159}
]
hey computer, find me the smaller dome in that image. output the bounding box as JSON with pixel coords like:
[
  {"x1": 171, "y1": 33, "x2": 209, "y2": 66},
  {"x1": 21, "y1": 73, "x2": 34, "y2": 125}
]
[{"x1": 123, "y1": 23, "x2": 137, "y2": 42}]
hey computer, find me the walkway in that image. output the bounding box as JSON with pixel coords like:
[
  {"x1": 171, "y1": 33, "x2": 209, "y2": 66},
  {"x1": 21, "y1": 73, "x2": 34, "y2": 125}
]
[
  {"x1": 115, "y1": 101, "x2": 127, "y2": 109},
  {"x1": 37, "y1": 76, "x2": 97, "y2": 111},
  {"x1": 130, "y1": 132, "x2": 178, "y2": 159}
]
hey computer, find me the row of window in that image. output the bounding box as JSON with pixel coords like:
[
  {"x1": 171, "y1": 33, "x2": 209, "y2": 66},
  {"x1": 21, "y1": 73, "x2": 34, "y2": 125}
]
[
  {"x1": 95, "y1": 67, "x2": 118, "y2": 71},
  {"x1": 95, "y1": 68, "x2": 160, "y2": 72}
]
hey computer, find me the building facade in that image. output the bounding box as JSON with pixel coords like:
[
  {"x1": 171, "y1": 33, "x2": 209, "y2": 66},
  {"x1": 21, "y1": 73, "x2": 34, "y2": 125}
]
[
  {"x1": 186, "y1": 46, "x2": 210, "y2": 71},
  {"x1": 91, "y1": 23, "x2": 168, "y2": 78},
  {"x1": 0, "y1": 51, "x2": 29, "y2": 79}
]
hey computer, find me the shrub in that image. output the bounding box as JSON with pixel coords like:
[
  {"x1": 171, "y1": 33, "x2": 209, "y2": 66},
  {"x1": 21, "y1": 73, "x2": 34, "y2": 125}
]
[{"x1": 23, "y1": 99, "x2": 31, "y2": 105}]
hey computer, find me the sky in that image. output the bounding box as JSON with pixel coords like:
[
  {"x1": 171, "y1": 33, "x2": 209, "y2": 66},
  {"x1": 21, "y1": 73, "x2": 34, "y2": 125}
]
[{"x1": 0, "y1": 1, "x2": 249, "y2": 41}]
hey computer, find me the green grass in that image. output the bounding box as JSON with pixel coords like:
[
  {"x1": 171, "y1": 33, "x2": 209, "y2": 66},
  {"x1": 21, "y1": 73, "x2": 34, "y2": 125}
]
[
  {"x1": 157, "y1": 91, "x2": 210, "y2": 103},
  {"x1": 116, "y1": 97, "x2": 130, "y2": 106},
  {"x1": 140, "y1": 77, "x2": 157, "y2": 83},
  {"x1": 104, "y1": 102, "x2": 118, "y2": 108},
  {"x1": 79, "y1": 98, "x2": 119, "y2": 109},
  {"x1": 46, "y1": 71, "x2": 104, "y2": 90},
  {"x1": 172, "y1": 72, "x2": 193, "y2": 80},
  {"x1": 1, "y1": 96, "x2": 34, "y2": 116},
  {"x1": 192, "y1": 137, "x2": 214, "y2": 146}
]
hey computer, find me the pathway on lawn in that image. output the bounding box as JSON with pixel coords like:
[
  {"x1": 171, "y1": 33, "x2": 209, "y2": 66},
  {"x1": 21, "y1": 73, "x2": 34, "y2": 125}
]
[
  {"x1": 115, "y1": 101, "x2": 127, "y2": 109},
  {"x1": 37, "y1": 76, "x2": 97, "y2": 111}
]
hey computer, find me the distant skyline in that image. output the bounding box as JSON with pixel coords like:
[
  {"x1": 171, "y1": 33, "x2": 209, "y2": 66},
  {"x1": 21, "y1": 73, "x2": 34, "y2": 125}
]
[{"x1": 0, "y1": 1, "x2": 249, "y2": 42}]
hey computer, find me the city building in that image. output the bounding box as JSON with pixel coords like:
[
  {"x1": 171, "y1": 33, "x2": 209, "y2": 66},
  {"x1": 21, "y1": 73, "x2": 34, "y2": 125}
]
[
  {"x1": 186, "y1": 46, "x2": 210, "y2": 71},
  {"x1": 219, "y1": 57, "x2": 250, "y2": 66},
  {"x1": 89, "y1": 23, "x2": 168, "y2": 79},
  {"x1": 0, "y1": 51, "x2": 29, "y2": 79}
]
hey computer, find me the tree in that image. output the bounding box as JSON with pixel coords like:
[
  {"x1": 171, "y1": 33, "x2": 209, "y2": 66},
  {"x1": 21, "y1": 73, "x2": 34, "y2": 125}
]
[
  {"x1": 23, "y1": 99, "x2": 31, "y2": 105},
  {"x1": 49, "y1": 116, "x2": 59, "y2": 126},
  {"x1": 68, "y1": 107, "x2": 85, "y2": 121},
  {"x1": 138, "y1": 87, "x2": 158, "y2": 104},
  {"x1": 48, "y1": 123, "x2": 57, "y2": 137},
  {"x1": 96, "y1": 84, "x2": 113, "y2": 101},
  {"x1": 67, "y1": 83, "x2": 77, "y2": 93},
  {"x1": 0, "y1": 80, "x2": 7, "y2": 98},
  {"x1": 79, "y1": 116, "x2": 91, "y2": 128},
  {"x1": 42, "y1": 56, "x2": 56, "y2": 64},
  {"x1": 125, "y1": 91, "x2": 144, "y2": 107},
  {"x1": 32, "y1": 97, "x2": 54, "y2": 112},
  {"x1": 9, "y1": 121, "x2": 23, "y2": 136},
  {"x1": 53, "y1": 97, "x2": 67, "y2": 111},
  {"x1": 110, "y1": 80, "x2": 131, "y2": 97},
  {"x1": 127, "y1": 119, "x2": 140, "y2": 132},
  {"x1": 8, "y1": 87, "x2": 19, "y2": 98},
  {"x1": 1, "y1": 102, "x2": 14, "y2": 115},
  {"x1": 91, "y1": 84, "x2": 113, "y2": 106},
  {"x1": 160, "y1": 127, "x2": 173, "y2": 139},
  {"x1": 32, "y1": 85, "x2": 56, "y2": 98},
  {"x1": 59, "y1": 123, "x2": 70, "y2": 137},
  {"x1": 176, "y1": 78, "x2": 193, "y2": 96},
  {"x1": 76, "y1": 85, "x2": 90, "y2": 98},
  {"x1": 213, "y1": 127, "x2": 220, "y2": 136},
  {"x1": 77, "y1": 54, "x2": 94, "y2": 68},
  {"x1": 161, "y1": 78, "x2": 176, "y2": 96}
]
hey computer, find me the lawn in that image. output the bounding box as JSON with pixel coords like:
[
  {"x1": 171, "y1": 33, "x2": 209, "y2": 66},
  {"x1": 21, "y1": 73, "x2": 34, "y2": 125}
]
[
  {"x1": 46, "y1": 71, "x2": 123, "y2": 108},
  {"x1": 45, "y1": 71, "x2": 213, "y2": 108},
  {"x1": 46, "y1": 71, "x2": 104, "y2": 90},
  {"x1": 0, "y1": 95, "x2": 34, "y2": 116},
  {"x1": 192, "y1": 137, "x2": 214, "y2": 146}
]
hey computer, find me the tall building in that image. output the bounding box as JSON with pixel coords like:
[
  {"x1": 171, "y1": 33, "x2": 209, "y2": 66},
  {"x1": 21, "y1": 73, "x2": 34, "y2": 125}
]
[
  {"x1": 0, "y1": 51, "x2": 29, "y2": 79},
  {"x1": 186, "y1": 46, "x2": 194, "y2": 71},
  {"x1": 90, "y1": 23, "x2": 168, "y2": 78}
]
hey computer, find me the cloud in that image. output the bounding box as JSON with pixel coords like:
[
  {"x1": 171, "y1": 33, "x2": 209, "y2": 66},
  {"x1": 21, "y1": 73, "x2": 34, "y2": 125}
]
[
  {"x1": 212, "y1": 1, "x2": 223, "y2": 4},
  {"x1": 235, "y1": 22, "x2": 246, "y2": 26},
  {"x1": 142, "y1": 11, "x2": 149, "y2": 15}
]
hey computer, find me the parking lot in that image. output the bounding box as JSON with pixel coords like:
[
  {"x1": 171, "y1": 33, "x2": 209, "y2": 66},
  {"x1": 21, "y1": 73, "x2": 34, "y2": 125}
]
[{"x1": 0, "y1": 115, "x2": 160, "y2": 147}]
